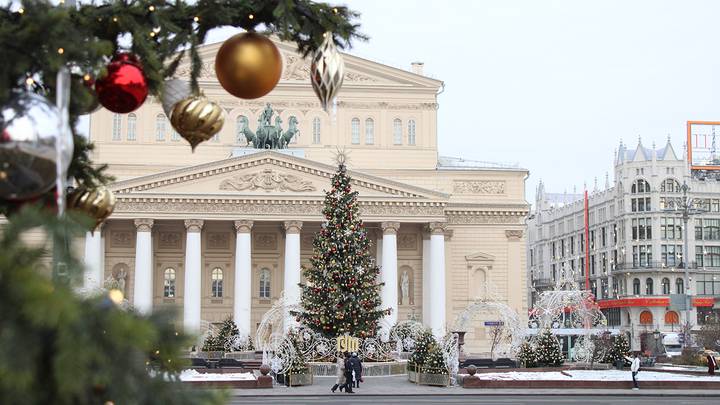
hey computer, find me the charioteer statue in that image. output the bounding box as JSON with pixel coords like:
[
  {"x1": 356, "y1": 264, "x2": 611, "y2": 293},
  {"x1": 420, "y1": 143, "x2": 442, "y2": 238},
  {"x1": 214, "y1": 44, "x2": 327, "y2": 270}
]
[{"x1": 238, "y1": 103, "x2": 299, "y2": 149}]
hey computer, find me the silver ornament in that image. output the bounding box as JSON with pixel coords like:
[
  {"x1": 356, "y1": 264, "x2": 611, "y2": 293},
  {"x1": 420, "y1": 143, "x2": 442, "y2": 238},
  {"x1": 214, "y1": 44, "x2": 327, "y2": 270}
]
[
  {"x1": 161, "y1": 79, "x2": 192, "y2": 118},
  {"x1": 0, "y1": 92, "x2": 72, "y2": 201},
  {"x1": 311, "y1": 32, "x2": 345, "y2": 112}
]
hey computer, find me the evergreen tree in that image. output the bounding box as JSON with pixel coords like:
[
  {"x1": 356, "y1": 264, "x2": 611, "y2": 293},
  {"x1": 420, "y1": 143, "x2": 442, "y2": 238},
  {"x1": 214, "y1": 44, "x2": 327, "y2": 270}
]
[
  {"x1": 606, "y1": 333, "x2": 630, "y2": 363},
  {"x1": 534, "y1": 328, "x2": 564, "y2": 367},
  {"x1": 285, "y1": 329, "x2": 310, "y2": 376},
  {"x1": 0, "y1": 208, "x2": 224, "y2": 404},
  {"x1": 517, "y1": 340, "x2": 536, "y2": 368},
  {"x1": 296, "y1": 160, "x2": 387, "y2": 337},
  {"x1": 407, "y1": 329, "x2": 447, "y2": 374}
]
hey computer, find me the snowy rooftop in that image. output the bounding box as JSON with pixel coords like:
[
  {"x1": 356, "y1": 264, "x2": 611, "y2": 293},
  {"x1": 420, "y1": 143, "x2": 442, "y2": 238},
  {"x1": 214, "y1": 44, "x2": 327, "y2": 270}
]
[{"x1": 437, "y1": 156, "x2": 524, "y2": 171}]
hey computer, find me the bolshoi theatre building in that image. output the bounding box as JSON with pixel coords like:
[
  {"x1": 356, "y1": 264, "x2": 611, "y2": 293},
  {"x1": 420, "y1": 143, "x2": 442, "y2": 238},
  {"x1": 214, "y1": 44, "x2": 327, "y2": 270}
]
[{"x1": 75, "y1": 40, "x2": 528, "y2": 352}]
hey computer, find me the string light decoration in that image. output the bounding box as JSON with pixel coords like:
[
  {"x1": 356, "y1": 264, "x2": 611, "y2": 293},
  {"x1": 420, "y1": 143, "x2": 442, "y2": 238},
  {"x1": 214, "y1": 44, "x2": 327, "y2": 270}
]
[{"x1": 293, "y1": 158, "x2": 388, "y2": 338}]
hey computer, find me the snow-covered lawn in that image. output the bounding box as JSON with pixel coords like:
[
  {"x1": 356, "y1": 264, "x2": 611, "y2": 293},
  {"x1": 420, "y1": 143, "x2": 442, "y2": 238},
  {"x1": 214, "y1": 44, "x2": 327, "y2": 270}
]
[
  {"x1": 180, "y1": 369, "x2": 256, "y2": 381},
  {"x1": 467, "y1": 370, "x2": 718, "y2": 381}
]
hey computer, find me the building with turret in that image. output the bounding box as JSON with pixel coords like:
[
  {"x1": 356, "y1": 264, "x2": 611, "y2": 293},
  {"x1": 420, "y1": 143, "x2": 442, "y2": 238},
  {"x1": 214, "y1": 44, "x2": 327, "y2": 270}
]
[{"x1": 528, "y1": 137, "x2": 720, "y2": 351}]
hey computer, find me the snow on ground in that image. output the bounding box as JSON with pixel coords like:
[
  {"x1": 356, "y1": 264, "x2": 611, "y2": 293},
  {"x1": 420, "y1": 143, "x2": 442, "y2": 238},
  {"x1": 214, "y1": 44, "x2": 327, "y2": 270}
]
[
  {"x1": 467, "y1": 370, "x2": 719, "y2": 381},
  {"x1": 180, "y1": 369, "x2": 256, "y2": 381}
]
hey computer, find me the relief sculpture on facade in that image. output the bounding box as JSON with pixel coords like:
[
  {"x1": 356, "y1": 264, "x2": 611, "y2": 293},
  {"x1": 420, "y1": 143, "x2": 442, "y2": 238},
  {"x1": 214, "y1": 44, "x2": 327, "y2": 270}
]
[
  {"x1": 219, "y1": 168, "x2": 316, "y2": 192},
  {"x1": 453, "y1": 180, "x2": 505, "y2": 194}
]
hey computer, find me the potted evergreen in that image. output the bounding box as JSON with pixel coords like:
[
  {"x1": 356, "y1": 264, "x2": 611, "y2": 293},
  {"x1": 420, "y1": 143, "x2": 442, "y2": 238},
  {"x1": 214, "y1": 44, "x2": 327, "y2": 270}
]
[{"x1": 407, "y1": 329, "x2": 449, "y2": 386}]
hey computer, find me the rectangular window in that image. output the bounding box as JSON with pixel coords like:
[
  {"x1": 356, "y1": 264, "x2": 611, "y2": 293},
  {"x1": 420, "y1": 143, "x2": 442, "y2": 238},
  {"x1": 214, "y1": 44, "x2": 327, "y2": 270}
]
[
  {"x1": 570, "y1": 236, "x2": 575, "y2": 255},
  {"x1": 601, "y1": 227, "x2": 607, "y2": 247},
  {"x1": 590, "y1": 254, "x2": 596, "y2": 275},
  {"x1": 393, "y1": 119, "x2": 402, "y2": 145},
  {"x1": 698, "y1": 245, "x2": 720, "y2": 267},
  {"x1": 112, "y1": 114, "x2": 121, "y2": 140},
  {"x1": 704, "y1": 219, "x2": 720, "y2": 240},
  {"x1": 407, "y1": 120, "x2": 416, "y2": 145},
  {"x1": 351, "y1": 119, "x2": 360, "y2": 144},
  {"x1": 661, "y1": 245, "x2": 682, "y2": 267}
]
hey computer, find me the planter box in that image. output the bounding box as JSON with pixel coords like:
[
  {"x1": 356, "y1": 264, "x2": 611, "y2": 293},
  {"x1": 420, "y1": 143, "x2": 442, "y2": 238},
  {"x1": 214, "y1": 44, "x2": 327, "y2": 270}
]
[
  {"x1": 407, "y1": 369, "x2": 449, "y2": 386},
  {"x1": 286, "y1": 372, "x2": 313, "y2": 387}
]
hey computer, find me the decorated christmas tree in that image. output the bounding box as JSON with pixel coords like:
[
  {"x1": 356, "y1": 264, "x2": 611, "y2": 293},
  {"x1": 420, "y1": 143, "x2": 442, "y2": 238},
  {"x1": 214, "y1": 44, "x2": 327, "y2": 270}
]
[
  {"x1": 285, "y1": 329, "x2": 310, "y2": 376},
  {"x1": 407, "y1": 328, "x2": 447, "y2": 374},
  {"x1": 605, "y1": 333, "x2": 630, "y2": 363},
  {"x1": 516, "y1": 340, "x2": 536, "y2": 368},
  {"x1": 533, "y1": 328, "x2": 564, "y2": 367},
  {"x1": 296, "y1": 156, "x2": 388, "y2": 338}
]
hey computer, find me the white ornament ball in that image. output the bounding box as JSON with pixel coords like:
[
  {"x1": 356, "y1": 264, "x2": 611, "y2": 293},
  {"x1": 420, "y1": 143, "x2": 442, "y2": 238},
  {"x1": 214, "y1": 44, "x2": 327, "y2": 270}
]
[
  {"x1": 0, "y1": 92, "x2": 72, "y2": 200},
  {"x1": 161, "y1": 79, "x2": 192, "y2": 118}
]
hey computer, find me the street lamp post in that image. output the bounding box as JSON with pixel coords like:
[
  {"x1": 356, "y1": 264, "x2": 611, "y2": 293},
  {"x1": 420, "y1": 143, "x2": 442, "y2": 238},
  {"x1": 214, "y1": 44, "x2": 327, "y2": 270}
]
[{"x1": 663, "y1": 181, "x2": 706, "y2": 347}]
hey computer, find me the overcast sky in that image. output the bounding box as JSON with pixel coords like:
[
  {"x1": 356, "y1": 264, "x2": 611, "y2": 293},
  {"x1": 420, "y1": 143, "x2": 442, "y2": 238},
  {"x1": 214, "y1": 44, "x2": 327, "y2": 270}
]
[
  {"x1": 325, "y1": 0, "x2": 720, "y2": 204},
  {"x1": 95, "y1": 0, "x2": 720, "y2": 205}
]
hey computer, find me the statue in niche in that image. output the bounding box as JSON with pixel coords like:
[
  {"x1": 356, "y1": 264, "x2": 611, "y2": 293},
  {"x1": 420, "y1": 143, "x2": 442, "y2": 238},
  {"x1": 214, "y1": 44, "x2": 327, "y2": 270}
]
[
  {"x1": 400, "y1": 269, "x2": 410, "y2": 305},
  {"x1": 104, "y1": 265, "x2": 127, "y2": 295}
]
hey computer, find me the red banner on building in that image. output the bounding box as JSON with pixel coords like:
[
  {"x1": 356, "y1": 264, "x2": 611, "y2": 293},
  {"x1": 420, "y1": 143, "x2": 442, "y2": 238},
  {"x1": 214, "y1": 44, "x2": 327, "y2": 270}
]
[{"x1": 598, "y1": 297, "x2": 715, "y2": 309}]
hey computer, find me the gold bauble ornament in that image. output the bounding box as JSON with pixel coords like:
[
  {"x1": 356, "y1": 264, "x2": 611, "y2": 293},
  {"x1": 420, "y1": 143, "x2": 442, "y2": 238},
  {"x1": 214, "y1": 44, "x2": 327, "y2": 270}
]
[
  {"x1": 214, "y1": 33, "x2": 282, "y2": 99},
  {"x1": 170, "y1": 95, "x2": 224, "y2": 151},
  {"x1": 67, "y1": 186, "x2": 116, "y2": 231},
  {"x1": 311, "y1": 32, "x2": 345, "y2": 112}
]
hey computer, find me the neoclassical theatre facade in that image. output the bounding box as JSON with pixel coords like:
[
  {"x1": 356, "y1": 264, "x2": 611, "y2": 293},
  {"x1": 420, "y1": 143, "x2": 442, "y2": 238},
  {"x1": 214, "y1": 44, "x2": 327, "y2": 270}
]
[{"x1": 78, "y1": 40, "x2": 529, "y2": 353}]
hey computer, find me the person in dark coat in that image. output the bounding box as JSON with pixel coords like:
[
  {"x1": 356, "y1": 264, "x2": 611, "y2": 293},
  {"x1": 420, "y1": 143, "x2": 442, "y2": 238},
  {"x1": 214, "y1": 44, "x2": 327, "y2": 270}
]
[
  {"x1": 340, "y1": 352, "x2": 354, "y2": 393},
  {"x1": 351, "y1": 352, "x2": 363, "y2": 388},
  {"x1": 707, "y1": 352, "x2": 718, "y2": 376}
]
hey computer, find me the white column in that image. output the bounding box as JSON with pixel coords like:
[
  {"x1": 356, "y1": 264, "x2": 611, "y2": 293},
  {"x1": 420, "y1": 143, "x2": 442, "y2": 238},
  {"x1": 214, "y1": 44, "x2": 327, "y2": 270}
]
[
  {"x1": 421, "y1": 231, "x2": 431, "y2": 326},
  {"x1": 381, "y1": 222, "x2": 400, "y2": 337},
  {"x1": 83, "y1": 223, "x2": 105, "y2": 291},
  {"x1": 183, "y1": 219, "x2": 204, "y2": 333},
  {"x1": 429, "y1": 222, "x2": 447, "y2": 338},
  {"x1": 283, "y1": 221, "x2": 302, "y2": 331},
  {"x1": 375, "y1": 231, "x2": 383, "y2": 269},
  {"x1": 234, "y1": 220, "x2": 253, "y2": 337},
  {"x1": 133, "y1": 219, "x2": 154, "y2": 313}
]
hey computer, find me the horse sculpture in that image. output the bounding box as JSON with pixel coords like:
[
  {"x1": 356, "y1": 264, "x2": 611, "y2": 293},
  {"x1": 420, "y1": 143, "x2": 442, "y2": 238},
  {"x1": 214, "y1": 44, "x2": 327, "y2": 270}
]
[{"x1": 236, "y1": 104, "x2": 299, "y2": 149}]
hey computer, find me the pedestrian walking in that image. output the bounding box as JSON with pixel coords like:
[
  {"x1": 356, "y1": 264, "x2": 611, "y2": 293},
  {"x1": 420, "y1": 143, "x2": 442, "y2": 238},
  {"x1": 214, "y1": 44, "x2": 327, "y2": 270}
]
[
  {"x1": 629, "y1": 352, "x2": 641, "y2": 390},
  {"x1": 351, "y1": 352, "x2": 363, "y2": 388},
  {"x1": 707, "y1": 352, "x2": 718, "y2": 376},
  {"x1": 341, "y1": 352, "x2": 355, "y2": 393},
  {"x1": 331, "y1": 355, "x2": 345, "y2": 393}
]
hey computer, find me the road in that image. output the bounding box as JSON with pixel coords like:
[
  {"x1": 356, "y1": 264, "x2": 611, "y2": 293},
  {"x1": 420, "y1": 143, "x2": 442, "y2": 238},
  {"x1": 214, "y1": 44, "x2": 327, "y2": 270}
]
[{"x1": 229, "y1": 394, "x2": 719, "y2": 405}]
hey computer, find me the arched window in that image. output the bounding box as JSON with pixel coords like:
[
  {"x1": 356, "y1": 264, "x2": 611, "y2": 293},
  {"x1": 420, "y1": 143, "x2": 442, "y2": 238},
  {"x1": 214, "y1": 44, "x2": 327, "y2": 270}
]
[
  {"x1": 408, "y1": 119, "x2": 416, "y2": 145},
  {"x1": 259, "y1": 268, "x2": 271, "y2": 299},
  {"x1": 665, "y1": 311, "x2": 679, "y2": 325},
  {"x1": 236, "y1": 115, "x2": 248, "y2": 144},
  {"x1": 112, "y1": 114, "x2": 122, "y2": 140},
  {"x1": 351, "y1": 118, "x2": 360, "y2": 144},
  {"x1": 163, "y1": 268, "x2": 176, "y2": 298},
  {"x1": 661, "y1": 277, "x2": 670, "y2": 294},
  {"x1": 660, "y1": 178, "x2": 681, "y2": 193},
  {"x1": 631, "y1": 179, "x2": 650, "y2": 194},
  {"x1": 312, "y1": 117, "x2": 321, "y2": 144},
  {"x1": 211, "y1": 267, "x2": 223, "y2": 298},
  {"x1": 633, "y1": 278, "x2": 641, "y2": 295},
  {"x1": 127, "y1": 113, "x2": 137, "y2": 141},
  {"x1": 155, "y1": 113, "x2": 166, "y2": 141},
  {"x1": 645, "y1": 277, "x2": 654, "y2": 295},
  {"x1": 393, "y1": 118, "x2": 402, "y2": 145},
  {"x1": 676, "y1": 278, "x2": 684, "y2": 294},
  {"x1": 639, "y1": 310, "x2": 653, "y2": 325},
  {"x1": 365, "y1": 118, "x2": 374, "y2": 144},
  {"x1": 170, "y1": 126, "x2": 180, "y2": 141}
]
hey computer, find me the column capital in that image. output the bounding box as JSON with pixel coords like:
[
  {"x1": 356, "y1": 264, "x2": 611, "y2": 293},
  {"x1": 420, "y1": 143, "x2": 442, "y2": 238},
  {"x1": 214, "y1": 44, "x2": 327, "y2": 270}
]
[
  {"x1": 427, "y1": 222, "x2": 447, "y2": 235},
  {"x1": 284, "y1": 220, "x2": 303, "y2": 234},
  {"x1": 505, "y1": 229, "x2": 524, "y2": 240},
  {"x1": 234, "y1": 220, "x2": 254, "y2": 234},
  {"x1": 134, "y1": 219, "x2": 154, "y2": 232},
  {"x1": 381, "y1": 221, "x2": 400, "y2": 235},
  {"x1": 184, "y1": 219, "x2": 204, "y2": 233}
]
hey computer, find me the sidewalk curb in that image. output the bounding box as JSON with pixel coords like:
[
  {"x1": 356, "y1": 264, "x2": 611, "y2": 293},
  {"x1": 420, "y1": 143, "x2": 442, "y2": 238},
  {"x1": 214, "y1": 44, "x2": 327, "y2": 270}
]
[{"x1": 230, "y1": 391, "x2": 720, "y2": 398}]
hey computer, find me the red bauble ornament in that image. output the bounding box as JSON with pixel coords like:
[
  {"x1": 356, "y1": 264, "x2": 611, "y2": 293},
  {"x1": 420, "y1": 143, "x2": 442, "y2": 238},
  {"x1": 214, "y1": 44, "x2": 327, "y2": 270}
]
[{"x1": 95, "y1": 53, "x2": 149, "y2": 113}]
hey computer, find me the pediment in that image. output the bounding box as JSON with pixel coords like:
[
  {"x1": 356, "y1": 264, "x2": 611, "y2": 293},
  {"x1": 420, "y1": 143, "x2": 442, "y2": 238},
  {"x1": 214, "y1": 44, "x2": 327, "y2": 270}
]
[
  {"x1": 172, "y1": 37, "x2": 442, "y2": 89},
  {"x1": 110, "y1": 150, "x2": 449, "y2": 201},
  {"x1": 465, "y1": 251, "x2": 496, "y2": 263}
]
